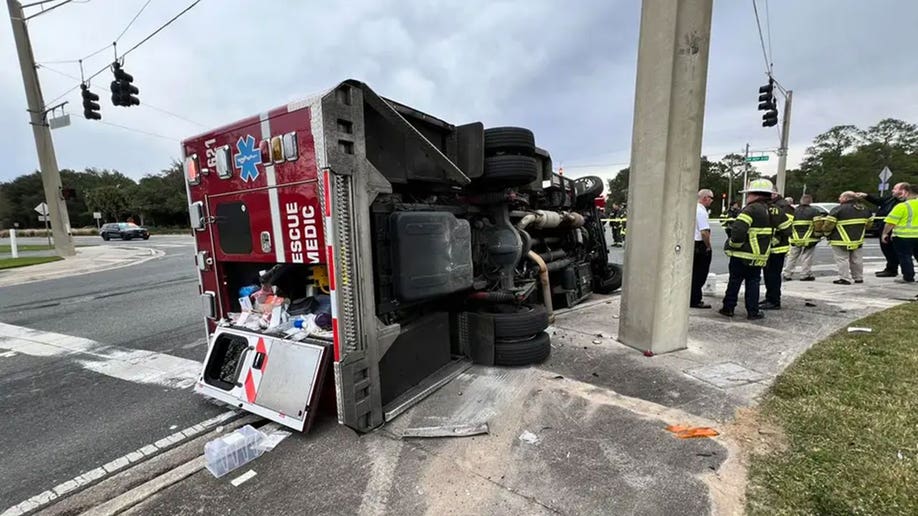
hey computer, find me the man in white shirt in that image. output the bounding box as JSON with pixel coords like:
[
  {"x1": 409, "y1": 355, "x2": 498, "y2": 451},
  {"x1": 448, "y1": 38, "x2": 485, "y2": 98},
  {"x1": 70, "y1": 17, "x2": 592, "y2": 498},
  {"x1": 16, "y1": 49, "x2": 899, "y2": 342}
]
[{"x1": 691, "y1": 189, "x2": 714, "y2": 308}]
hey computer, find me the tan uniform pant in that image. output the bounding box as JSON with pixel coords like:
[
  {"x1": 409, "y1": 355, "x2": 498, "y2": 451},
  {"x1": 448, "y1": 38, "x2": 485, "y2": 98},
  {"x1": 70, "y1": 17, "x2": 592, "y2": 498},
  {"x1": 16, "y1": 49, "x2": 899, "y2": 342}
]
[
  {"x1": 832, "y1": 245, "x2": 864, "y2": 282},
  {"x1": 783, "y1": 245, "x2": 816, "y2": 278}
]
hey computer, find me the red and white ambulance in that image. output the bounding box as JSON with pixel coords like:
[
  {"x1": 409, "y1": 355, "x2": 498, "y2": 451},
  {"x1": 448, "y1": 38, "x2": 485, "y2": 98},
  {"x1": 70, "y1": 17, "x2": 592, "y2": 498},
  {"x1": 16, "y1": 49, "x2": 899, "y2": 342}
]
[{"x1": 183, "y1": 80, "x2": 621, "y2": 432}]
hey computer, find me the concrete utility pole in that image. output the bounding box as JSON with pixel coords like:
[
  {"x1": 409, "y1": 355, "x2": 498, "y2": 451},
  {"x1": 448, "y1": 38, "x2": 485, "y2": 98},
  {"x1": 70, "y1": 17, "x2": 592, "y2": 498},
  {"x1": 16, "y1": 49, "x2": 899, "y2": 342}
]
[
  {"x1": 7, "y1": 0, "x2": 75, "y2": 257},
  {"x1": 775, "y1": 90, "x2": 793, "y2": 196},
  {"x1": 619, "y1": 0, "x2": 714, "y2": 354}
]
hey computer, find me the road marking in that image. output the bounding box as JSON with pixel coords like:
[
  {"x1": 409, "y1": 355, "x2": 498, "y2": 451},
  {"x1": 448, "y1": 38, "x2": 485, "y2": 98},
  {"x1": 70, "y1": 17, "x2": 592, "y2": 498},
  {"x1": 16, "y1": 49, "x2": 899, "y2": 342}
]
[
  {"x1": 0, "y1": 322, "x2": 200, "y2": 389},
  {"x1": 2, "y1": 410, "x2": 238, "y2": 516}
]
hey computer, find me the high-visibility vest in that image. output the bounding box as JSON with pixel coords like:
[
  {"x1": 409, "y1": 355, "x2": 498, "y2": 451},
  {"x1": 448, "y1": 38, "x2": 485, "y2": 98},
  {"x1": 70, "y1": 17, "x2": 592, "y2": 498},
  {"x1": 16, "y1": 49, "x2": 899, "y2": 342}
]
[
  {"x1": 887, "y1": 198, "x2": 918, "y2": 239},
  {"x1": 826, "y1": 203, "x2": 870, "y2": 250},
  {"x1": 789, "y1": 205, "x2": 821, "y2": 246},
  {"x1": 725, "y1": 201, "x2": 773, "y2": 266}
]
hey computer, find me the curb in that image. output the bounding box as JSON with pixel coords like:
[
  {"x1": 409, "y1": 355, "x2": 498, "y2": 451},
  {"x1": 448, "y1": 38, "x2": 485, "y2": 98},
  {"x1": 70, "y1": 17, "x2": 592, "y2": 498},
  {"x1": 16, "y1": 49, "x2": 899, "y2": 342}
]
[{"x1": 0, "y1": 247, "x2": 165, "y2": 288}]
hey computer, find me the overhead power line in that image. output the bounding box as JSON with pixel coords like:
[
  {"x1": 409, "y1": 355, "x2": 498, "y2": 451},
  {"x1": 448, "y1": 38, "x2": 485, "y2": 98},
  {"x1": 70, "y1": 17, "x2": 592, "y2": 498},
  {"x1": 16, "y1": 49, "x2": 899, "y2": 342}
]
[
  {"x1": 115, "y1": 0, "x2": 153, "y2": 43},
  {"x1": 92, "y1": 119, "x2": 181, "y2": 142},
  {"x1": 42, "y1": 0, "x2": 203, "y2": 107}
]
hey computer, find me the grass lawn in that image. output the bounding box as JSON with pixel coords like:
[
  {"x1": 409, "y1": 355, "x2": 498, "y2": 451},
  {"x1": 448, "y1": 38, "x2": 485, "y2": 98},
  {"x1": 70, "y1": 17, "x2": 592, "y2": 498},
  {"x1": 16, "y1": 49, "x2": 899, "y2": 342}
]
[
  {"x1": 0, "y1": 255, "x2": 64, "y2": 269},
  {"x1": 0, "y1": 244, "x2": 55, "y2": 253},
  {"x1": 747, "y1": 302, "x2": 918, "y2": 515}
]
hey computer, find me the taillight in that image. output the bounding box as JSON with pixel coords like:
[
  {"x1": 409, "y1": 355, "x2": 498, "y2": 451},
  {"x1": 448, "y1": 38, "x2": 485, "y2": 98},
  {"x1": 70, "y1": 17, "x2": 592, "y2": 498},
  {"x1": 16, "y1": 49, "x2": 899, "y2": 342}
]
[
  {"x1": 259, "y1": 139, "x2": 271, "y2": 164},
  {"x1": 215, "y1": 145, "x2": 232, "y2": 179},
  {"x1": 282, "y1": 132, "x2": 298, "y2": 161},
  {"x1": 185, "y1": 154, "x2": 200, "y2": 185}
]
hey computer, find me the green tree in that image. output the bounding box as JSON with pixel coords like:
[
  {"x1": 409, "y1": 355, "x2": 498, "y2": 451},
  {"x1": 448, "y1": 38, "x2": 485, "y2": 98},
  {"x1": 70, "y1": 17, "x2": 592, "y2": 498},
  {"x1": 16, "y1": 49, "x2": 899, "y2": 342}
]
[
  {"x1": 605, "y1": 167, "x2": 629, "y2": 205},
  {"x1": 85, "y1": 185, "x2": 130, "y2": 222}
]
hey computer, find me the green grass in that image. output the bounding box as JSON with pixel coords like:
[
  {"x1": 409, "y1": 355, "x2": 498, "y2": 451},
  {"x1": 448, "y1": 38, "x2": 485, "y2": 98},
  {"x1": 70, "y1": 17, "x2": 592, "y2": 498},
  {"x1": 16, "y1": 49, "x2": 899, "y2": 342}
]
[
  {"x1": 0, "y1": 244, "x2": 54, "y2": 253},
  {"x1": 0, "y1": 255, "x2": 64, "y2": 269},
  {"x1": 746, "y1": 302, "x2": 918, "y2": 515}
]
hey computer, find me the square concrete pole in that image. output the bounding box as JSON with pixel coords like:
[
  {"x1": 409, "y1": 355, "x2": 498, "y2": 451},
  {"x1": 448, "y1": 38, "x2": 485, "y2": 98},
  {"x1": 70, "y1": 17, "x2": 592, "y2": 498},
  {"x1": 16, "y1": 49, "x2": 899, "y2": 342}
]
[{"x1": 619, "y1": 0, "x2": 714, "y2": 354}]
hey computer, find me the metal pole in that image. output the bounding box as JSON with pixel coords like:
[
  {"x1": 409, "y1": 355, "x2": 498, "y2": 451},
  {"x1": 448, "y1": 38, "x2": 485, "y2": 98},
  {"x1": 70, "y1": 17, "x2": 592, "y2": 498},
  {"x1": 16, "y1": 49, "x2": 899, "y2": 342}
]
[
  {"x1": 742, "y1": 143, "x2": 750, "y2": 207},
  {"x1": 775, "y1": 90, "x2": 793, "y2": 196},
  {"x1": 45, "y1": 212, "x2": 51, "y2": 248},
  {"x1": 619, "y1": 0, "x2": 714, "y2": 354},
  {"x1": 7, "y1": 0, "x2": 75, "y2": 257}
]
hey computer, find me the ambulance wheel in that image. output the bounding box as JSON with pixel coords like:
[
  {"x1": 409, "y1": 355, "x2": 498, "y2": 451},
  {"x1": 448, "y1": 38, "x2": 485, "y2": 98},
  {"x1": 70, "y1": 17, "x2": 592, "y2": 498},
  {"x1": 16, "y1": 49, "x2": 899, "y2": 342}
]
[
  {"x1": 494, "y1": 331, "x2": 551, "y2": 367},
  {"x1": 484, "y1": 127, "x2": 535, "y2": 155},
  {"x1": 483, "y1": 303, "x2": 549, "y2": 338},
  {"x1": 595, "y1": 264, "x2": 623, "y2": 294},
  {"x1": 480, "y1": 155, "x2": 539, "y2": 189},
  {"x1": 574, "y1": 176, "x2": 604, "y2": 202}
]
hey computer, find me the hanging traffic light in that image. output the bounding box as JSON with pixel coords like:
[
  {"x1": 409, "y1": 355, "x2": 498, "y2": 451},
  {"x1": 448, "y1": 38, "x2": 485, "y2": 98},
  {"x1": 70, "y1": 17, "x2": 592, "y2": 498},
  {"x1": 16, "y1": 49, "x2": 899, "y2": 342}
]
[
  {"x1": 110, "y1": 63, "x2": 140, "y2": 107},
  {"x1": 80, "y1": 83, "x2": 101, "y2": 120},
  {"x1": 757, "y1": 79, "x2": 779, "y2": 127}
]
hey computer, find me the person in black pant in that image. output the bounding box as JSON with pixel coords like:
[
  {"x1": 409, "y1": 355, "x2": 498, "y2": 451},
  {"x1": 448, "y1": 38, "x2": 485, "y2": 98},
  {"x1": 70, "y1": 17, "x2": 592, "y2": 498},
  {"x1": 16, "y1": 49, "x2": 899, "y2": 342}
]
[
  {"x1": 858, "y1": 186, "x2": 908, "y2": 277},
  {"x1": 761, "y1": 193, "x2": 794, "y2": 309},
  {"x1": 720, "y1": 179, "x2": 775, "y2": 320},
  {"x1": 691, "y1": 189, "x2": 714, "y2": 308}
]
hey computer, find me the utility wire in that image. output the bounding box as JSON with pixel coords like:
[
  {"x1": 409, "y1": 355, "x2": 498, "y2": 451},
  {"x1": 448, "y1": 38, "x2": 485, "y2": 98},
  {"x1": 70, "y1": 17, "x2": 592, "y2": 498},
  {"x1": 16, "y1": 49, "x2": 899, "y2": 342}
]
[
  {"x1": 38, "y1": 63, "x2": 206, "y2": 128},
  {"x1": 765, "y1": 0, "x2": 773, "y2": 70},
  {"x1": 94, "y1": 120, "x2": 181, "y2": 142},
  {"x1": 115, "y1": 0, "x2": 153, "y2": 43},
  {"x1": 42, "y1": 0, "x2": 203, "y2": 107},
  {"x1": 24, "y1": 0, "x2": 74, "y2": 21},
  {"x1": 751, "y1": 0, "x2": 771, "y2": 75}
]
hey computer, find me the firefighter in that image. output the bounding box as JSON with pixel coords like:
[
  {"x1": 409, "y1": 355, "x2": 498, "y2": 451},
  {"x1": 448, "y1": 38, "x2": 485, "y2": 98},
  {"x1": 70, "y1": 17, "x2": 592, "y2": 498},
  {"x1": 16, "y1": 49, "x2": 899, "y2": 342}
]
[
  {"x1": 719, "y1": 179, "x2": 775, "y2": 320},
  {"x1": 724, "y1": 201, "x2": 741, "y2": 238},
  {"x1": 761, "y1": 191, "x2": 794, "y2": 309},
  {"x1": 825, "y1": 191, "x2": 871, "y2": 285},
  {"x1": 783, "y1": 194, "x2": 820, "y2": 281},
  {"x1": 605, "y1": 201, "x2": 625, "y2": 247},
  {"x1": 881, "y1": 182, "x2": 918, "y2": 284}
]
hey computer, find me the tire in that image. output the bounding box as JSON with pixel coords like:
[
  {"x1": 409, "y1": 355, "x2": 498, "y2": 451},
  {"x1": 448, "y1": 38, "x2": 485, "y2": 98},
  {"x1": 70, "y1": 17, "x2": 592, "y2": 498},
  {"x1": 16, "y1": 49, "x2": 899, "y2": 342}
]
[
  {"x1": 483, "y1": 304, "x2": 549, "y2": 339},
  {"x1": 595, "y1": 263, "x2": 623, "y2": 294},
  {"x1": 143, "y1": 235, "x2": 150, "y2": 240},
  {"x1": 495, "y1": 331, "x2": 551, "y2": 367},
  {"x1": 484, "y1": 127, "x2": 535, "y2": 154},
  {"x1": 480, "y1": 155, "x2": 539, "y2": 188},
  {"x1": 574, "y1": 176, "x2": 604, "y2": 201},
  {"x1": 101, "y1": 234, "x2": 110, "y2": 241}
]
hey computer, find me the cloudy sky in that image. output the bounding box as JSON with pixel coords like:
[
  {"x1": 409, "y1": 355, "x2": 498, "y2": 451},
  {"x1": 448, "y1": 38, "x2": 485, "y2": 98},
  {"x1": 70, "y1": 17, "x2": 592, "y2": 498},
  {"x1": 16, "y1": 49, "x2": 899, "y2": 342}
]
[{"x1": 1, "y1": 0, "x2": 916, "y2": 187}]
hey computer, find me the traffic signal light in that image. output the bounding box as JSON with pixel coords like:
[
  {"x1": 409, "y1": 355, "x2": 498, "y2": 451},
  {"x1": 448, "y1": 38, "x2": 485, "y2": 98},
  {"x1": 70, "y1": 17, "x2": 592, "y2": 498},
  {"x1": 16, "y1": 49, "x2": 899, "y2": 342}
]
[
  {"x1": 757, "y1": 79, "x2": 779, "y2": 127},
  {"x1": 80, "y1": 84, "x2": 101, "y2": 120},
  {"x1": 110, "y1": 63, "x2": 140, "y2": 107}
]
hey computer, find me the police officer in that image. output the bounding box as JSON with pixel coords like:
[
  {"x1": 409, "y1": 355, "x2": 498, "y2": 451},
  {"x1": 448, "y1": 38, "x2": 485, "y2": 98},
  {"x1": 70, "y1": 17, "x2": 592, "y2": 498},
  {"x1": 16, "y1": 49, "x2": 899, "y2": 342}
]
[
  {"x1": 761, "y1": 191, "x2": 794, "y2": 309},
  {"x1": 783, "y1": 194, "x2": 820, "y2": 281},
  {"x1": 826, "y1": 191, "x2": 871, "y2": 285},
  {"x1": 719, "y1": 179, "x2": 775, "y2": 320}
]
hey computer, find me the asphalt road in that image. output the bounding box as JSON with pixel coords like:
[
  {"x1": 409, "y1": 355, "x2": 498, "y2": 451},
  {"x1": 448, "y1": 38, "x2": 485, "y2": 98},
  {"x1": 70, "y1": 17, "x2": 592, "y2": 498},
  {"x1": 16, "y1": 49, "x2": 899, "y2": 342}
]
[
  {"x1": 0, "y1": 226, "x2": 886, "y2": 511},
  {"x1": 0, "y1": 235, "x2": 227, "y2": 510}
]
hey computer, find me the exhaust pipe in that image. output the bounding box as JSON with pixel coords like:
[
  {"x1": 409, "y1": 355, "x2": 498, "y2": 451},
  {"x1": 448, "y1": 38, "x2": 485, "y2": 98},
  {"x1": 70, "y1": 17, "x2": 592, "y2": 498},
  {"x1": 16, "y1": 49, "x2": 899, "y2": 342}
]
[{"x1": 527, "y1": 250, "x2": 554, "y2": 323}]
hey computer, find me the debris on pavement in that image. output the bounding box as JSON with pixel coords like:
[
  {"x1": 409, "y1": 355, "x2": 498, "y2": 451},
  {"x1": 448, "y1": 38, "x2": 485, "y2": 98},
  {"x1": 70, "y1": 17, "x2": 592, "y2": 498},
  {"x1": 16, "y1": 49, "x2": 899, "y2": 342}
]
[
  {"x1": 230, "y1": 470, "x2": 257, "y2": 487},
  {"x1": 665, "y1": 425, "x2": 720, "y2": 439},
  {"x1": 401, "y1": 422, "x2": 490, "y2": 439},
  {"x1": 256, "y1": 429, "x2": 292, "y2": 452},
  {"x1": 205, "y1": 425, "x2": 267, "y2": 478},
  {"x1": 643, "y1": 350, "x2": 655, "y2": 357},
  {"x1": 805, "y1": 302, "x2": 817, "y2": 307},
  {"x1": 518, "y1": 430, "x2": 541, "y2": 445},
  {"x1": 847, "y1": 327, "x2": 873, "y2": 333}
]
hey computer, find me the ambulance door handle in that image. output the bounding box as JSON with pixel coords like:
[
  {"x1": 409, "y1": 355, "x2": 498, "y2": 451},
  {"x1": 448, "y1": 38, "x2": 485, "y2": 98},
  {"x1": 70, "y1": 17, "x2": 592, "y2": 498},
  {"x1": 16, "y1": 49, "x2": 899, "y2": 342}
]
[
  {"x1": 252, "y1": 352, "x2": 266, "y2": 370},
  {"x1": 233, "y1": 347, "x2": 253, "y2": 387}
]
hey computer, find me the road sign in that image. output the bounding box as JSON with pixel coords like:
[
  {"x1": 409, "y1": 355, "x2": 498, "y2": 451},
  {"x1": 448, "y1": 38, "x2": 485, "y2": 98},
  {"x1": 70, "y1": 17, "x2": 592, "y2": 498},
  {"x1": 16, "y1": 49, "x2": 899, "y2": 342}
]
[
  {"x1": 745, "y1": 155, "x2": 769, "y2": 162},
  {"x1": 34, "y1": 202, "x2": 48, "y2": 216},
  {"x1": 93, "y1": 211, "x2": 102, "y2": 220},
  {"x1": 37, "y1": 215, "x2": 50, "y2": 222},
  {"x1": 879, "y1": 181, "x2": 889, "y2": 193},
  {"x1": 879, "y1": 166, "x2": 892, "y2": 183}
]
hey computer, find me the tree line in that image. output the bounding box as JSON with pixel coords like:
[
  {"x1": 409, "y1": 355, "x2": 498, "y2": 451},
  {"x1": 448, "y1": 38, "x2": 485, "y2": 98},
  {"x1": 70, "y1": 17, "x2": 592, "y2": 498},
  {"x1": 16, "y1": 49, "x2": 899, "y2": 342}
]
[
  {"x1": 606, "y1": 118, "x2": 918, "y2": 217},
  {"x1": 0, "y1": 162, "x2": 187, "y2": 229}
]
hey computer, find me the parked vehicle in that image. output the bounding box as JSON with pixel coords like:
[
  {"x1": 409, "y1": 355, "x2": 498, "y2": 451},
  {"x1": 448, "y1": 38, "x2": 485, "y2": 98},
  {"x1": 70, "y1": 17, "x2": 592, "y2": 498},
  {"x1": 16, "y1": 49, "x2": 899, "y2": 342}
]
[
  {"x1": 100, "y1": 222, "x2": 150, "y2": 241},
  {"x1": 810, "y1": 202, "x2": 840, "y2": 214},
  {"x1": 184, "y1": 80, "x2": 622, "y2": 433}
]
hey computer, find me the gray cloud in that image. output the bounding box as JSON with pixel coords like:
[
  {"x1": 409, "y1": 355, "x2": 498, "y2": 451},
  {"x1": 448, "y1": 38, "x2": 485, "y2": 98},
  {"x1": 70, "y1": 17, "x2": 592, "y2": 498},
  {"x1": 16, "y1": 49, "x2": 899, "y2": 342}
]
[{"x1": 1, "y1": 0, "x2": 916, "y2": 188}]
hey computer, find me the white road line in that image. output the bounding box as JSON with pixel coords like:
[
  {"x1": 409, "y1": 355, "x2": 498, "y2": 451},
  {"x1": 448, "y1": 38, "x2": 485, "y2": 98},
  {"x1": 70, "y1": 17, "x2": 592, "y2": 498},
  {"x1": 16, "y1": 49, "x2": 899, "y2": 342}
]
[
  {"x1": 0, "y1": 322, "x2": 200, "y2": 389},
  {"x1": 1, "y1": 410, "x2": 238, "y2": 516}
]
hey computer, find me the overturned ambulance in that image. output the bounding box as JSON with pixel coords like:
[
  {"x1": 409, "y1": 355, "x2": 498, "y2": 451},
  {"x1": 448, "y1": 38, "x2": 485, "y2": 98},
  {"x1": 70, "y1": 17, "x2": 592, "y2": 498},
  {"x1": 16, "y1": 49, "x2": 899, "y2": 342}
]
[{"x1": 183, "y1": 80, "x2": 621, "y2": 433}]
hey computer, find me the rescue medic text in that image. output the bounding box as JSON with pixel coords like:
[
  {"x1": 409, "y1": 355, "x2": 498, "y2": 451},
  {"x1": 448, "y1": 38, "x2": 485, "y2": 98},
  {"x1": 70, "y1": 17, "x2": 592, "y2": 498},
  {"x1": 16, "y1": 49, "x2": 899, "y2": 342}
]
[{"x1": 285, "y1": 201, "x2": 321, "y2": 263}]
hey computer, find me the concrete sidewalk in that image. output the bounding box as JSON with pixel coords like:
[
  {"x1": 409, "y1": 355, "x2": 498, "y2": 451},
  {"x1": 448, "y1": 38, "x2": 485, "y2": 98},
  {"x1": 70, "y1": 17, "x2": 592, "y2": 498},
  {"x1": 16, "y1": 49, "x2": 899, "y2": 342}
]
[
  {"x1": 0, "y1": 246, "x2": 163, "y2": 288},
  {"x1": 56, "y1": 264, "x2": 918, "y2": 516}
]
